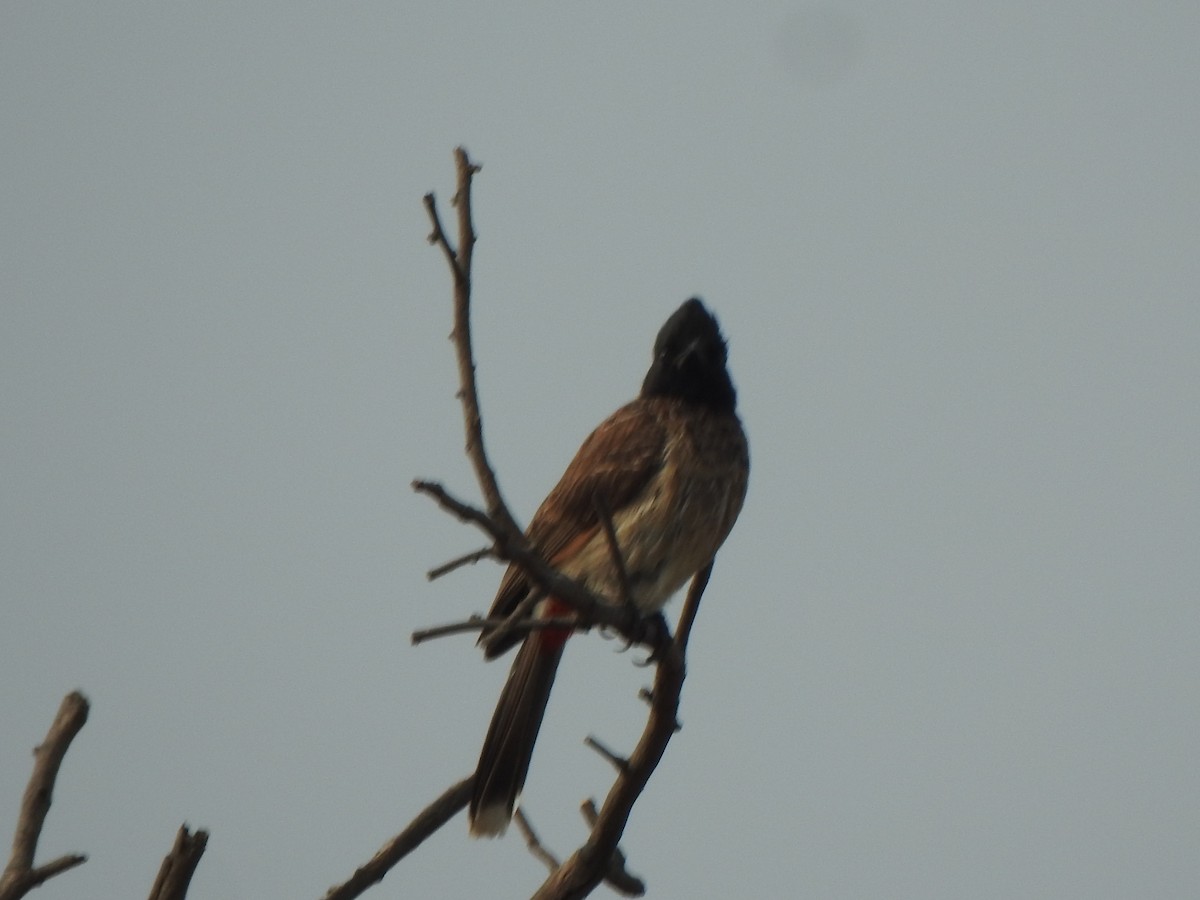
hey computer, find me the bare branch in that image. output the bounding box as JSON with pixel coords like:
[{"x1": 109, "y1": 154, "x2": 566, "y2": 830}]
[
  {"x1": 411, "y1": 615, "x2": 577, "y2": 647},
  {"x1": 147, "y1": 825, "x2": 208, "y2": 900},
  {"x1": 514, "y1": 810, "x2": 560, "y2": 873},
  {"x1": 593, "y1": 495, "x2": 633, "y2": 609},
  {"x1": 450, "y1": 146, "x2": 480, "y2": 285},
  {"x1": 417, "y1": 150, "x2": 668, "y2": 656},
  {"x1": 671, "y1": 560, "x2": 712, "y2": 654},
  {"x1": 579, "y1": 801, "x2": 645, "y2": 897},
  {"x1": 411, "y1": 477, "x2": 499, "y2": 530},
  {"x1": 520, "y1": 805, "x2": 642, "y2": 896},
  {"x1": 583, "y1": 736, "x2": 629, "y2": 774},
  {"x1": 426, "y1": 545, "x2": 492, "y2": 581},
  {"x1": 0, "y1": 691, "x2": 89, "y2": 900},
  {"x1": 20, "y1": 854, "x2": 88, "y2": 897},
  {"x1": 477, "y1": 587, "x2": 548, "y2": 656},
  {"x1": 412, "y1": 479, "x2": 649, "y2": 647},
  {"x1": 421, "y1": 193, "x2": 459, "y2": 277},
  {"x1": 421, "y1": 147, "x2": 520, "y2": 538},
  {"x1": 322, "y1": 778, "x2": 471, "y2": 900},
  {"x1": 420, "y1": 149, "x2": 650, "y2": 655},
  {"x1": 413, "y1": 148, "x2": 718, "y2": 899},
  {"x1": 411, "y1": 615, "x2": 490, "y2": 644},
  {"x1": 529, "y1": 566, "x2": 713, "y2": 900}
]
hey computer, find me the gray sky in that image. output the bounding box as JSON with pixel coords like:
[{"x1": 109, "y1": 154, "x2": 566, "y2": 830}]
[{"x1": 3, "y1": 3, "x2": 1198, "y2": 898}]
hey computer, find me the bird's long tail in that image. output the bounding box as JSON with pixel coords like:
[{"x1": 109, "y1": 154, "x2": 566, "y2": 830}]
[{"x1": 469, "y1": 632, "x2": 565, "y2": 837}]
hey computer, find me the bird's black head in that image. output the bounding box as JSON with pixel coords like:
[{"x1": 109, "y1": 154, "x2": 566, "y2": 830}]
[{"x1": 641, "y1": 298, "x2": 737, "y2": 412}]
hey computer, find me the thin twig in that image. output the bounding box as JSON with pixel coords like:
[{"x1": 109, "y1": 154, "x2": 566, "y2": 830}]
[
  {"x1": 0, "y1": 692, "x2": 90, "y2": 900},
  {"x1": 583, "y1": 736, "x2": 628, "y2": 774},
  {"x1": 411, "y1": 615, "x2": 490, "y2": 644},
  {"x1": 593, "y1": 495, "x2": 633, "y2": 609},
  {"x1": 411, "y1": 615, "x2": 578, "y2": 647},
  {"x1": 579, "y1": 799, "x2": 600, "y2": 826},
  {"x1": 427, "y1": 545, "x2": 493, "y2": 581},
  {"x1": 323, "y1": 778, "x2": 472, "y2": 900},
  {"x1": 412, "y1": 479, "x2": 648, "y2": 646},
  {"x1": 422, "y1": 193, "x2": 460, "y2": 277},
  {"x1": 514, "y1": 810, "x2": 560, "y2": 873},
  {"x1": 421, "y1": 148, "x2": 521, "y2": 538},
  {"x1": 477, "y1": 587, "x2": 547, "y2": 656}
]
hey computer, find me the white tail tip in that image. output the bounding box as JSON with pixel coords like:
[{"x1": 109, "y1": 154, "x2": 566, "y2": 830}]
[{"x1": 468, "y1": 804, "x2": 511, "y2": 838}]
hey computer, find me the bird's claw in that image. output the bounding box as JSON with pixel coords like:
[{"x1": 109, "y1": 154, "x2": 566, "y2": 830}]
[{"x1": 633, "y1": 612, "x2": 672, "y2": 666}]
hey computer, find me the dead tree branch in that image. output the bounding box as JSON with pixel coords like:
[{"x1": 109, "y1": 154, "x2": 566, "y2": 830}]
[
  {"x1": 426, "y1": 545, "x2": 493, "y2": 580},
  {"x1": 2, "y1": 693, "x2": 209, "y2": 900},
  {"x1": 583, "y1": 736, "x2": 629, "y2": 774},
  {"x1": 579, "y1": 800, "x2": 646, "y2": 897},
  {"x1": 334, "y1": 145, "x2": 713, "y2": 898},
  {"x1": 322, "y1": 778, "x2": 472, "y2": 900},
  {"x1": 421, "y1": 147, "x2": 521, "y2": 539},
  {"x1": 529, "y1": 564, "x2": 712, "y2": 900},
  {"x1": 0, "y1": 692, "x2": 89, "y2": 900},
  {"x1": 411, "y1": 615, "x2": 579, "y2": 647},
  {"x1": 147, "y1": 825, "x2": 208, "y2": 900},
  {"x1": 514, "y1": 809, "x2": 560, "y2": 874},
  {"x1": 410, "y1": 479, "x2": 660, "y2": 649},
  {"x1": 416, "y1": 148, "x2": 651, "y2": 649}
]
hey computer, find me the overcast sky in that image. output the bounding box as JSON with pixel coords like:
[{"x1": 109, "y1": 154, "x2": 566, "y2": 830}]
[{"x1": 3, "y1": 3, "x2": 1198, "y2": 899}]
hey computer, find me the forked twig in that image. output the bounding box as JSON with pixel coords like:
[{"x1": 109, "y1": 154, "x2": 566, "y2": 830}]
[
  {"x1": 345, "y1": 147, "x2": 715, "y2": 900},
  {"x1": 411, "y1": 479, "x2": 651, "y2": 645},
  {"x1": 422, "y1": 147, "x2": 519, "y2": 538},
  {"x1": 0, "y1": 692, "x2": 90, "y2": 900}
]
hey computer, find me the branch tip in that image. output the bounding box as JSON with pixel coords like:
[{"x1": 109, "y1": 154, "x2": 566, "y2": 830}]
[{"x1": 0, "y1": 692, "x2": 90, "y2": 899}]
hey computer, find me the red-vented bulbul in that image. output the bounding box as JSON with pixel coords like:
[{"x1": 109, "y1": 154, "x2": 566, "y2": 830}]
[{"x1": 468, "y1": 298, "x2": 749, "y2": 837}]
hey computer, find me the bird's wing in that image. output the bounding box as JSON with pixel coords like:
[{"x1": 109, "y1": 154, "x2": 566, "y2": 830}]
[{"x1": 488, "y1": 399, "x2": 667, "y2": 619}]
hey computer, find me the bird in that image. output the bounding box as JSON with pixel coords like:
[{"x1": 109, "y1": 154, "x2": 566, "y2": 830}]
[{"x1": 468, "y1": 297, "x2": 749, "y2": 838}]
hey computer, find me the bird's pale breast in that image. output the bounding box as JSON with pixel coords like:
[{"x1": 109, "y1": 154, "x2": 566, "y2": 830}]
[{"x1": 559, "y1": 405, "x2": 748, "y2": 613}]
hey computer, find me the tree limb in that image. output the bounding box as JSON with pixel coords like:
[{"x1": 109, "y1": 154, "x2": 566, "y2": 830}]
[
  {"x1": 0, "y1": 692, "x2": 90, "y2": 900},
  {"x1": 579, "y1": 800, "x2": 645, "y2": 897},
  {"x1": 422, "y1": 147, "x2": 521, "y2": 538},
  {"x1": 322, "y1": 779, "x2": 471, "y2": 900},
  {"x1": 514, "y1": 809, "x2": 560, "y2": 873},
  {"x1": 529, "y1": 565, "x2": 712, "y2": 900},
  {"x1": 411, "y1": 479, "x2": 659, "y2": 649},
  {"x1": 417, "y1": 149, "x2": 649, "y2": 646},
  {"x1": 391, "y1": 146, "x2": 717, "y2": 899},
  {"x1": 147, "y1": 825, "x2": 208, "y2": 900}
]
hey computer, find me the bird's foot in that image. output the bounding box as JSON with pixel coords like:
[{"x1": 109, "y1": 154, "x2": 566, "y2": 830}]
[{"x1": 633, "y1": 612, "x2": 672, "y2": 665}]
